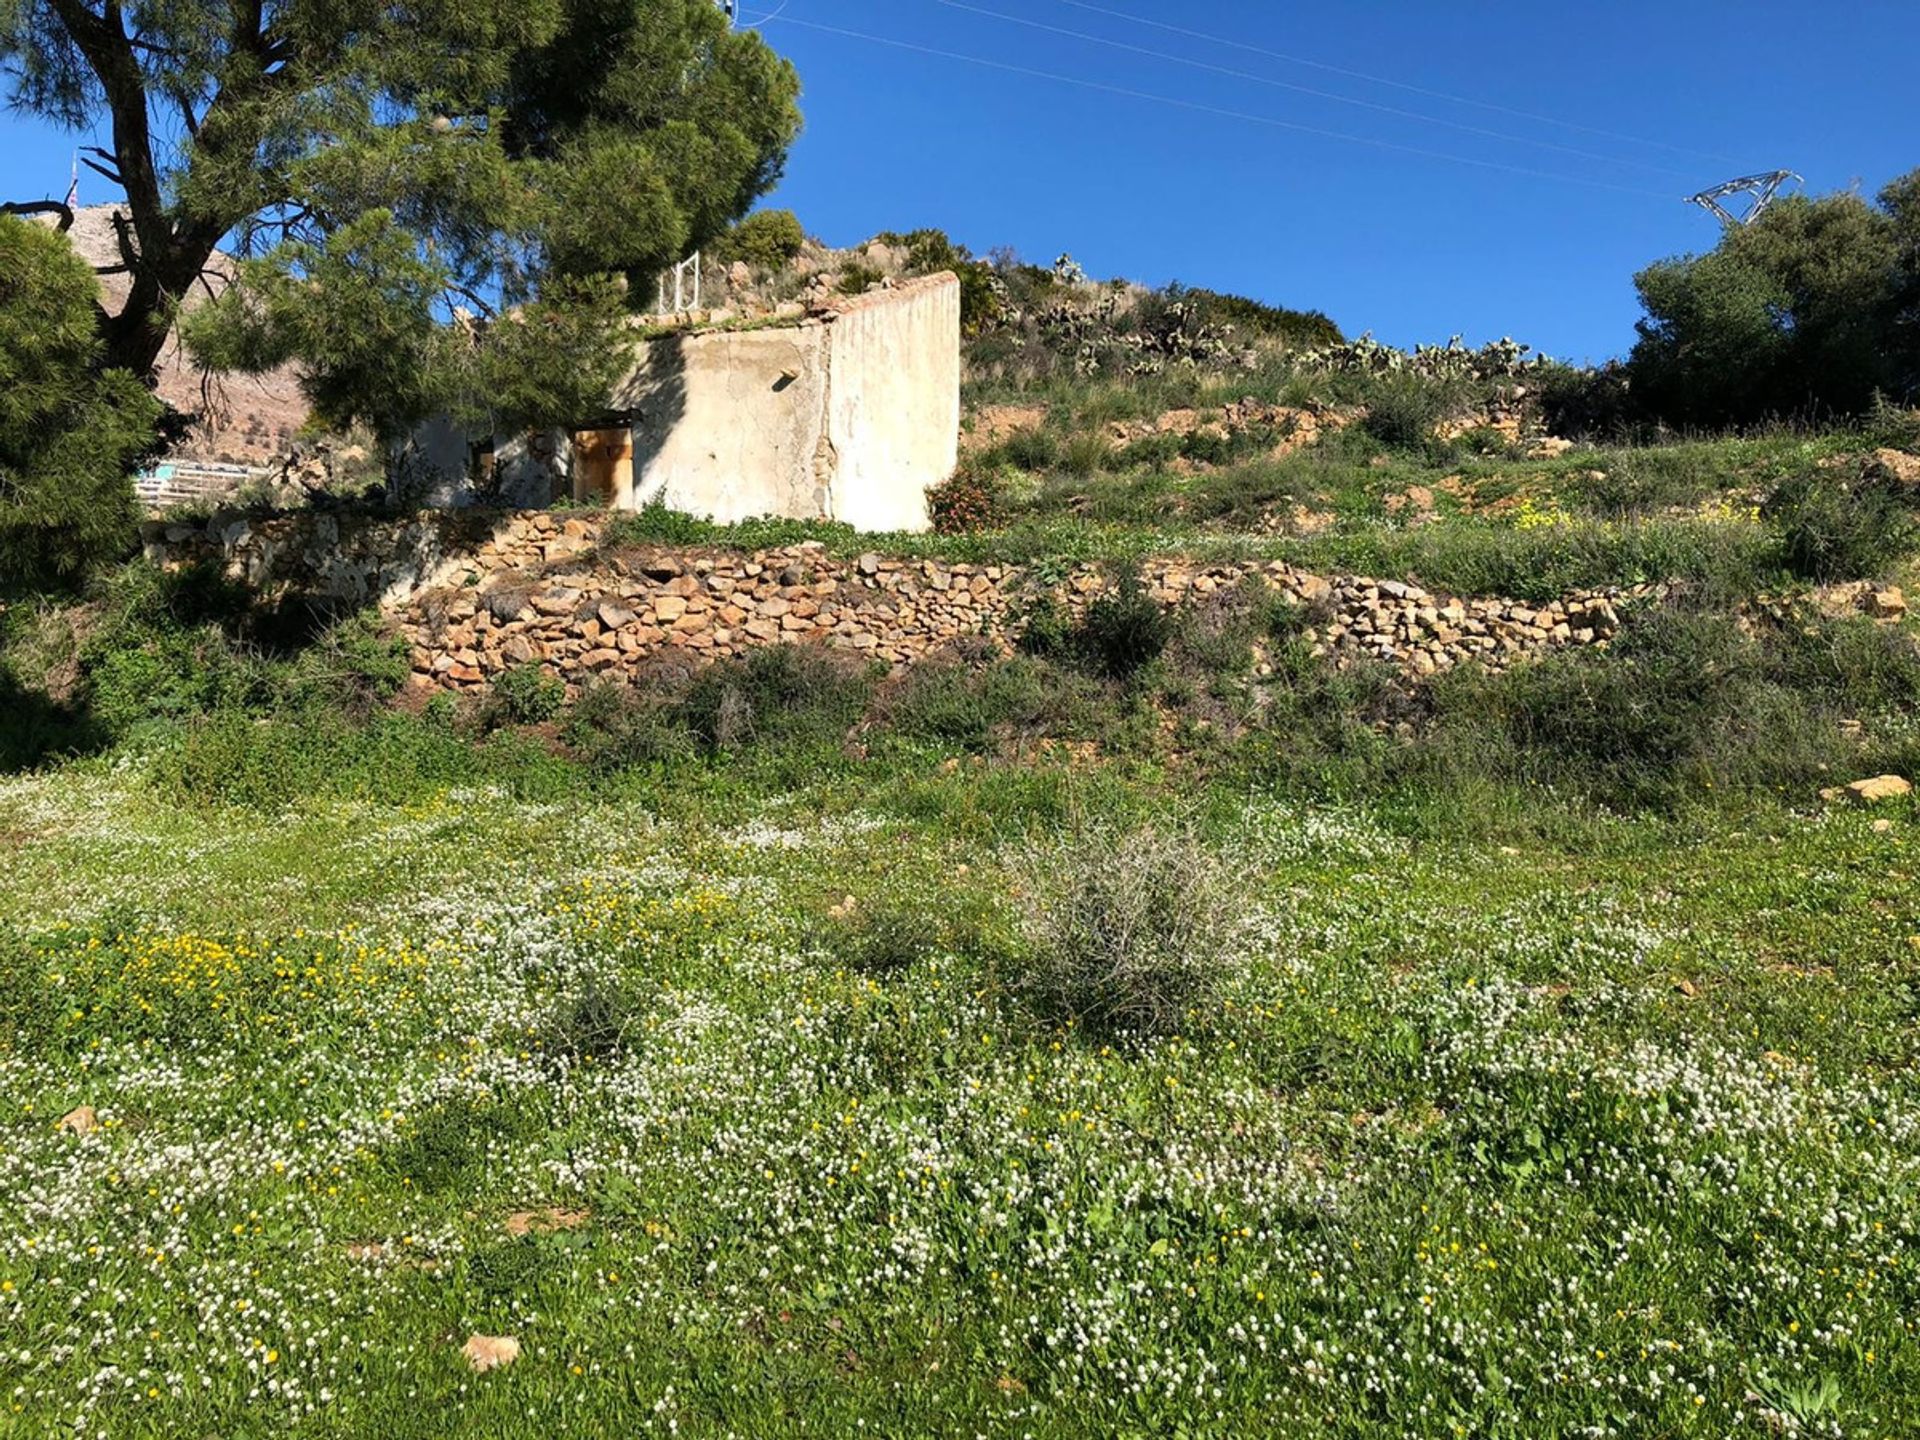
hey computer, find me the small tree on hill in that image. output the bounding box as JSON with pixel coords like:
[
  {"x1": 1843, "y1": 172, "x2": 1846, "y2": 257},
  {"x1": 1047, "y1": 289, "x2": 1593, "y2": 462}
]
[{"x1": 0, "y1": 214, "x2": 162, "y2": 593}]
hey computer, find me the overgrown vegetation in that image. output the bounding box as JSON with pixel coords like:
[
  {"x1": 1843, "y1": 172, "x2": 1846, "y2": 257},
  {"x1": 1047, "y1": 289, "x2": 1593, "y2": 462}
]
[
  {"x1": 709, "y1": 208, "x2": 807, "y2": 271},
  {"x1": 6, "y1": 114, "x2": 1920, "y2": 1440},
  {"x1": 0, "y1": 215, "x2": 164, "y2": 594},
  {"x1": 1013, "y1": 823, "x2": 1247, "y2": 1037},
  {"x1": 1627, "y1": 172, "x2": 1920, "y2": 427}
]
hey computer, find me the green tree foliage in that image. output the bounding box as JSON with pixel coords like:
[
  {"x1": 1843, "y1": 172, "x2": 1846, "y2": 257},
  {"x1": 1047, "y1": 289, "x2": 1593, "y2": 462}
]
[
  {"x1": 1, "y1": 0, "x2": 801, "y2": 440},
  {"x1": 0, "y1": 215, "x2": 162, "y2": 593},
  {"x1": 710, "y1": 208, "x2": 806, "y2": 271},
  {"x1": 1628, "y1": 173, "x2": 1920, "y2": 427}
]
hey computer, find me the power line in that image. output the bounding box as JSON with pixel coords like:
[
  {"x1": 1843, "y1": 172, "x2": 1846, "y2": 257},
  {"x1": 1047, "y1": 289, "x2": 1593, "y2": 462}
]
[
  {"x1": 930, "y1": 0, "x2": 1697, "y2": 180},
  {"x1": 772, "y1": 15, "x2": 1676, "y2": 201},
  {"x1": 1047, "y1": 0, "x2": 1742, "y2": 168}
]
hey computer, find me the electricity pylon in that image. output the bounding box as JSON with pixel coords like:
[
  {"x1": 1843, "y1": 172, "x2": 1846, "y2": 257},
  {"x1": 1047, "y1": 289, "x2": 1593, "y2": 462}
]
[{"x1": 1687, "y1": 170, "x2": 1801, "y2": 227}]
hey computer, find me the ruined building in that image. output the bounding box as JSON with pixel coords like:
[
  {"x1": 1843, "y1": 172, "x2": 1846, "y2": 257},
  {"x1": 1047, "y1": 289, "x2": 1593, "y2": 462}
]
[{"x1": 400, "y1": 272, "x2": 961, "y2": 534}]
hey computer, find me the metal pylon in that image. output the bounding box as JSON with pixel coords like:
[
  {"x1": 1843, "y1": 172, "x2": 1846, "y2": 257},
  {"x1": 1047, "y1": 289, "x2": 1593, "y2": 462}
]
[{"x1": 1686, "y1": 170, "x2": 1802, "y2": 227}]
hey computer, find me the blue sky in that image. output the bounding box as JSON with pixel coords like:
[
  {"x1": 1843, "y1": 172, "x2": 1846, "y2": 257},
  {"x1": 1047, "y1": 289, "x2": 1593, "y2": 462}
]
[
  {"x1": 4, "y1": 0, "x2": 1916, "y2": 360},
  {"x1": 750, "y1": 0, "x2": 1919, "y2": 360}
]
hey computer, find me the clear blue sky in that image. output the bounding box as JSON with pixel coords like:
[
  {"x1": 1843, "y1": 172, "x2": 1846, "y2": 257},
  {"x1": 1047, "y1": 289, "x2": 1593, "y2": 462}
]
[{"x1": 4, "y1": 0, "x2": 1916, "y2": 361}]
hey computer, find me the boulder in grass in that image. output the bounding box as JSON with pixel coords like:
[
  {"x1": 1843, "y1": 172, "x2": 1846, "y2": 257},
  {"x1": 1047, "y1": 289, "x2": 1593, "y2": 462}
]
[{"x1": 1820, "y1": 775, "x2": 1913, "y2": 806}]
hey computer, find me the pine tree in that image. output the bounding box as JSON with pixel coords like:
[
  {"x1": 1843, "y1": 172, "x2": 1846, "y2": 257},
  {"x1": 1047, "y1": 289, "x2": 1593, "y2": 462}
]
[{"x1": 1, "y1": 0, "x2": 800, "y2": 440}]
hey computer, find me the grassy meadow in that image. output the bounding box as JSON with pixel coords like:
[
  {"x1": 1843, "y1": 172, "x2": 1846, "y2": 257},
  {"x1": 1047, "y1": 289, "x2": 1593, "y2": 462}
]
[
  {"x1": 5, "y1": 355, "x2": 1920, "y2": 1435},
  {"x1": 2, "y1": 761, "x2": 1919, "y2": 1437}
]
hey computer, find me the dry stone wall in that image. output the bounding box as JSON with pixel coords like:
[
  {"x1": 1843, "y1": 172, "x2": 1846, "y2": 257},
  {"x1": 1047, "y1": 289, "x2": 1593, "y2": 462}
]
[{"x1": 142, "y1": 509, "x2": 1648, "y2": 694}]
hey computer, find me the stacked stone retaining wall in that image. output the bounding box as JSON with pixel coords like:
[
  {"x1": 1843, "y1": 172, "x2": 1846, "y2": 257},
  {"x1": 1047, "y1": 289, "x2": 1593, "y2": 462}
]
[{"x1": 142, "y1": 509, "x2": 1642, "y2": 693}]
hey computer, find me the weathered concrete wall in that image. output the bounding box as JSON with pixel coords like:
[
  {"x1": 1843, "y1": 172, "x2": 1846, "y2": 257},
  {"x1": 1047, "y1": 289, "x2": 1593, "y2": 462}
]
[
  {"x1": 395, "y1": 418, "x2": 566, "y2": 509},
  {"x1": 617, "y1": 324, "x2": 831, "y2": 520},
  {"x1": 825, "y1": 277, "x2": 958, "y2": 532},
  {"x1": 400, "y1": 274, "x2": 959, "y2": 531}
]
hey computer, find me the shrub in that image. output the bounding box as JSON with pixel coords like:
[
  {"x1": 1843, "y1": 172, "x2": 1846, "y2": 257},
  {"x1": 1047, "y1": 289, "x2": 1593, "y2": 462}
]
[
  {"x1": 1173, "y1": 286, "x2": 1343, "y2": 348},
  {"x1": 286, "y1": 612, "x2": 410, "y2": 715},
  {"x1": 1169, "y1": 582, "x2": 1263, "y2": 678},
  {"x1": 1013, "y1": 825, "x2": 1248, "y2": 1039},
  {"x1": 490, "y1": 664, "x2": 565, "y2": 725},
  {"x1": 710, "y1": 209, "x2": 805, "y2": 271},
  {"x1": 877, "y1": 228, "x2": 1003, "y2": 333},
  {"x1": 680, "y1": 643, "x2": 874, "y2": 754},
  {"x1": 1357, "y1": 373, "x2": 1461, "y2": 451},
  {"x1": 384, "y1": 1095, "x2": 537, "y2": 1194},
  {"x1": 829, "y1": 901, "x2": 943, "y2": 976},
  {"x1": 1178, "y1": 427, "x2": 1234, "y2": 467},
  {"x1": 1537, "y1": 361, "x2": 1637, "y2": 441},
  {"x1": 1765, "y1": 467, "x2": 1917, "y2": 581},
  {"x1": 604, "y1": 497, "x2": 718, "y2": 546},
  {"x1": 0, "y1": 214, "x2": 165, "y2": 594},
  {"x1": 562, "y1": 679, "x2": 693, "y2": 769},
  {"x1": 837, "y1": 261, "x2": 884, "y2": 296},
  {"x1": 927, "y1": 466, "x2": 1004, "y2": 534},
  {"x1": 997, "y1": 427, "x2": 1059, "y2": 473},
  {"x1": 1061, "y1": 431, "x2": 1112, "y2": 476},
  {"x1": 1424, "y1": 604, "x2": 1857, "y2": 809},
  {"x1": 881, "y1": 652, "x2": 1098, "y2": 753},
  {"x1": 1076, "y1": 568, "x2": 1171, "y2": 679},
  {"x1": 541, "y1": 977, "x2": 649, "y2": 1059},
  {"x1": 1015, "y1": 595, "x2": 1075, "y2": 661}
]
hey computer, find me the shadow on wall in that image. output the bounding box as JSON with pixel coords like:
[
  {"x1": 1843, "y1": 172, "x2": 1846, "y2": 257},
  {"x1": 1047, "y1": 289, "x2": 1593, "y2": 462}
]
[
  {"x1": 611, "y1": 332, "x2": 688, "y2": 510},
  {"x1": 386, "y1": 332, "x2": 690, "y2": 510}
]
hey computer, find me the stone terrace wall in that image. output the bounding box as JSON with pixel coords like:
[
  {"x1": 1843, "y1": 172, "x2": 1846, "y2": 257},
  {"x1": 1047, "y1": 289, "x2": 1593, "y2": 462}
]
[{"x1": 142, "y1": 509, "x2": 1644, "y2": 694}]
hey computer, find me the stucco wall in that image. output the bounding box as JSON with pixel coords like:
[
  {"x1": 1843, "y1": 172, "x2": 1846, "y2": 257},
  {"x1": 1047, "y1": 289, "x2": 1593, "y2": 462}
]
[
  {"x1": 617, "y1": 324, "x2": 831, "y2": 521},
  {"x1": 825, "y1": 277, "x2": 959, "y2": 532},
  {"x1": 397, "y1": 273, "x2": 959, "y2": 532}
]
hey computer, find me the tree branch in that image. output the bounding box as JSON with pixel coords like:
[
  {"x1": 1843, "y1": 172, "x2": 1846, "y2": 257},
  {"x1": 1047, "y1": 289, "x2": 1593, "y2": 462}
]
[
  {"x1": 447, "y1": 282, "x2": 498, "y2": 320},
  {"x1": 80, "y1": 152, "x2": 124, "y2": 186},
  {"x1": 1, "y1": 200, "x2": 76, "y2": 232}
]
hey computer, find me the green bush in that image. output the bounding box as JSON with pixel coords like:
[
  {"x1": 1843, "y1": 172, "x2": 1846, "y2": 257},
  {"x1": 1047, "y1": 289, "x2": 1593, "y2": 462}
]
[
  {"x1": 881, "y1": 652, "x2": 1098, "y2": 753},
  {"x1": 541, "y1": 977, "x2": 650, "y2": 1059},
  {"x1": 681, "y1": 643, "x2": 874, "y2": 754},
  {"x1": 828, "y1": 900, "x2": 943, "y2": 976},
  {"x1": 286, "y1": 612, "x2": 411, "y2": 715},
  {"x1": 1060, "y1": 431, "x2": 1112, "y2": 477},
  {"x1": 0, "y1": 214, "x2": 165, "y2": 595},
  {"x1": 837, "y1": 261, "x2": 884, "y2": 296},
  {"x1": 1537, "y1": 361, "x2": 1637, "y2": 442},
  {"x1": 1171, "y1": 286, "x2": 1343, "y2": 348},
  {"x1": 1013, "y1": 824, "x2": 1248, "y2": 1039},
  {"x1": 1424, "y1": 605, "x2": 1855, "y2": 809},
  {"x1": 384, "y1": 1095, "x2": 540, "y2": 1195},
  {"x1": 710, "y1": 209, "x2": 805, "y2": 271},
  {"x1": 1357, "y1": 373, "x2": 1461, "y2": 452},
  {"x1": 996, "y1": 428, "x2": 1059, "y2": 473},
  {"x1": 604, "y1": 497, "x2": 718, "y2": 546},
  {"x1": 490, "y1": 664, "x2": 565, "y2": 725},
  {"x1": 562, "y1": 679, "x2": 693, "y2": 770},
  {"x1": 876, "y1": 229, "x2": 1003, "y2": 333},
  {"x1": 1765, "y1": 467, "x2": 1917, "y2": 581},
  {"x1": 1076, "y1": 568, "x2": 1171, "y2": 679}
]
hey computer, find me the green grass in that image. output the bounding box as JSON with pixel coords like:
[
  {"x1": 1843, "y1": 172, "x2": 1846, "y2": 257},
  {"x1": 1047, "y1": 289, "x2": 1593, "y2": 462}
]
[
  {"x1": 2, "y1": 766, "x2": 1919, "y2": 1436},
  {"x1": 4, "y1": 400, "x2": 1920, "y2": 1433},
  {"x1": 599, "y1": 417, "x2": 1918, "y2": 609}
]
